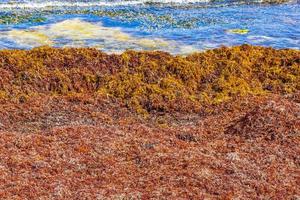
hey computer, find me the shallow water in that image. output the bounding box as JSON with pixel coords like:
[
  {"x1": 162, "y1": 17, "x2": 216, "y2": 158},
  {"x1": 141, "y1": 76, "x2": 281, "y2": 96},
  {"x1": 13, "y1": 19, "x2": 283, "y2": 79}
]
[{"x1": 0, "y1": 0, "x2": 299, "y2": 54}]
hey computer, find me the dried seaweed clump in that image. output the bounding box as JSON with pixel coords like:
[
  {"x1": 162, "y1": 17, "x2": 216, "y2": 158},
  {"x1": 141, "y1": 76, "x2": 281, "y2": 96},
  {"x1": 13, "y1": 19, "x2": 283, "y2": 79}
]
[
  {"x1": 100, "y1": 45, "x2": 300, "y2": 113},
  {"x1": 226, "y1": 97, "x2": 300, "y2": 142},
  {"x1": 0, "y1": 45, "x2": 299, "y2": 114}
]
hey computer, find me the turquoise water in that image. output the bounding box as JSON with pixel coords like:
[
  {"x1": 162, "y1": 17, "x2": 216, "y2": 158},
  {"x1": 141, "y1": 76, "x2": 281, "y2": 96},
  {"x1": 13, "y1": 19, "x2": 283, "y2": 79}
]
[{"x1": 0, "y1": 0, "x2": 299, "y2": 54}]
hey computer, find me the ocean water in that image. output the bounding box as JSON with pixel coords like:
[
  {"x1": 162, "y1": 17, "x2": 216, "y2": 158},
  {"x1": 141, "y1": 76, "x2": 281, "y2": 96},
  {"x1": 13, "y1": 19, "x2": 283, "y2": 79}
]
[{"x1": 0, "y1": 0, "x2": 299, "y2": 54}]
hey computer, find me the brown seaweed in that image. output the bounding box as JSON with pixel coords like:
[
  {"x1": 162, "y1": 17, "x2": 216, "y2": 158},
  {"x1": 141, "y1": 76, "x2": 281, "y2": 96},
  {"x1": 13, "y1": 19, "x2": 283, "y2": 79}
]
[{"x1": 0, "y1": 45, "x2": 299, "y2": 199}]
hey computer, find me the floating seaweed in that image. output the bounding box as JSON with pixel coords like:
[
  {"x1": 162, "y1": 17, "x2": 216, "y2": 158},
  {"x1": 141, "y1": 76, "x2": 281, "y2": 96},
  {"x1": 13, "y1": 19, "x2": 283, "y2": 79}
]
[
  {"x1": 227, "y1": 28, "x2": 249, "y2": 34},
  {"x1": 0, "y1": 13, "x2": 46, "y2": 24}
]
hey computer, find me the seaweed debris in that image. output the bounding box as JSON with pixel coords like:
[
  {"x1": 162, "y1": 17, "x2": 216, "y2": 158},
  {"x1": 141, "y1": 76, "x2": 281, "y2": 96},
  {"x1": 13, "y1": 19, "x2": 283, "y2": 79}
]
[
  {"x1": 0, "y1": 45, "x2": 299, "y2": 114},
  {"x1": 0, "y1": 45, "x2": 299, "y2": 199},
  {"x1": 226, "y1": 96, "x2": 300, "y2": 142}
]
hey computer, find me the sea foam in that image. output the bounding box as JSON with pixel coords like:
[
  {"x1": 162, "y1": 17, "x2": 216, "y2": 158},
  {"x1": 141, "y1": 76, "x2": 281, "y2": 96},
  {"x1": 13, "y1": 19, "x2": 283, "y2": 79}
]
[{"x1": 0, "y1": 0, "x2": 211, "y2": 9}]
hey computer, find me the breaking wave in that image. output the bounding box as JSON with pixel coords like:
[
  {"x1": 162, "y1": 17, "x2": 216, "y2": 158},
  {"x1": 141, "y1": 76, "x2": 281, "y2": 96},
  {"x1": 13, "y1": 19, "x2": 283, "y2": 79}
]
[
  {"x1": 0, "y1": 0, "x2": 211, "y2": 9},
  {"x1": 0, "y1": 0, "x2": 294, "y2": 9}
]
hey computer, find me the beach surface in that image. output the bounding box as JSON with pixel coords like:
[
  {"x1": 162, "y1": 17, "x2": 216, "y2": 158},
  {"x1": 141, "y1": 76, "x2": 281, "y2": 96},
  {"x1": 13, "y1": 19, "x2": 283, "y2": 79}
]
[
  {"x1": 0, "y1": 45, "x2": 299, "y2": 199},
  {"x1": 0, "y1": 0, "x2": 299, "y2": 199}
]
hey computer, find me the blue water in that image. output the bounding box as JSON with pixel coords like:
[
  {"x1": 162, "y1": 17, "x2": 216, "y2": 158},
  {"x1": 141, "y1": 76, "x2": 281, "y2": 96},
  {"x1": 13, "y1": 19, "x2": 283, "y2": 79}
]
[{"x1": 0, "y1": 0, "x2": 299, "y2": 54}]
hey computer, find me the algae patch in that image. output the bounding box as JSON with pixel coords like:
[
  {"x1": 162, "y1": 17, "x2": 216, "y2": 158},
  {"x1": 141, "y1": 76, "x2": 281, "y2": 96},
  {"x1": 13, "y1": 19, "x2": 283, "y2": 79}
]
[
  {"x1": 0, "y1": 14, "x2": 46, "y2": 25},
  {"x1": 7, "y1": 30, "x2": 53, "y2": 47},
  {"x1": 227, "y1": 29, "x2": 249, "y2": 35},
  {"x1": 1, "y1": 18, "x2": 195, "y2": 53}
]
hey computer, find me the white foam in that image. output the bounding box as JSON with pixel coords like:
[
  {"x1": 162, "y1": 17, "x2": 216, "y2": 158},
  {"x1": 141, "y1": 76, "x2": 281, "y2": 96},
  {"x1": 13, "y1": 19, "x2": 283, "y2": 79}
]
[
  {"x1": 0, "y1": 0, "x2": 211, "y2": 9},
  {"x1": 1, "y1": 0, "x2": 293, "y2": 10}
]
